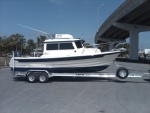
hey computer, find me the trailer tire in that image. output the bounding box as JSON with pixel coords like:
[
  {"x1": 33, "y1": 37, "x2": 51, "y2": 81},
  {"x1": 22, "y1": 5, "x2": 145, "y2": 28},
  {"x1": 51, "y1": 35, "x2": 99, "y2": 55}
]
[
  {"x1": 38, "y1": 72, "x2": 49, "y2": 83},
  {"x1": 116, "y1": 67, "x2": 129, "y2": 79},
  {"x1": 27, "y1": 72, "x2": 38, "y2": 83}
]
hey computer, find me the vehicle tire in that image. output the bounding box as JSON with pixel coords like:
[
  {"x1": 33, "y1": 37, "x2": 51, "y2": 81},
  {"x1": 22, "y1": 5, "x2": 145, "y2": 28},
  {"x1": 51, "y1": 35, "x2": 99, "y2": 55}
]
[
  {"x1": 116, "y1": 67, "x2": 129, "y2": 79},
  {"x1": 27, "y1": 72, "x2": 38, "y2": 83},
  {"x1": 38, "y1": 72, "x2": 49, "y2": 83}
]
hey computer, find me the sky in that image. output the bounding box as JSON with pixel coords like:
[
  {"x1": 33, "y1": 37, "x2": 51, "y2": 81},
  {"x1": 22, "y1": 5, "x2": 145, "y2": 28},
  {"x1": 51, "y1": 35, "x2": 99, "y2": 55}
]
[{"x1": 0, "y1": 0, "x2": 150, "y2": 50}]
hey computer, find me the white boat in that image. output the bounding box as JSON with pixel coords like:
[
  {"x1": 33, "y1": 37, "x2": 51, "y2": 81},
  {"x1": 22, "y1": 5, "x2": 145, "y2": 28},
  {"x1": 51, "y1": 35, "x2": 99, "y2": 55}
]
[{"x1": 9, "y1": 34, "x2": 120, "y2": 73}]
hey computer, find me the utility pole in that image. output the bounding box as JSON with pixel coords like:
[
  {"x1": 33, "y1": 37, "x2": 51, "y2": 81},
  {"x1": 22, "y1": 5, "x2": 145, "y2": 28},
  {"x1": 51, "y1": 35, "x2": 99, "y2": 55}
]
[{"x1": 97, "y1": 4, "x2": 104, "y2": 30}]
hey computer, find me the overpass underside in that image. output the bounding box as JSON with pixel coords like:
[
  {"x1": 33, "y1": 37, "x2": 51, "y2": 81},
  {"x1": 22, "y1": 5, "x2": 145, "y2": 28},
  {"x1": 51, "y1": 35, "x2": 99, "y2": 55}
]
[{"x1": 95, "y1": 0, "x2": 150, "y2": 60}]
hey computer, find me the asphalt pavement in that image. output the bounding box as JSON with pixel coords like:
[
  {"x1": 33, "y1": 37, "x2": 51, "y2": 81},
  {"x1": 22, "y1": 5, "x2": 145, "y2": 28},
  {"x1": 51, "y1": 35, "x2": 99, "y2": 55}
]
[{"x1": 0, "y1": 62, "x2": 150, "y2": 113}]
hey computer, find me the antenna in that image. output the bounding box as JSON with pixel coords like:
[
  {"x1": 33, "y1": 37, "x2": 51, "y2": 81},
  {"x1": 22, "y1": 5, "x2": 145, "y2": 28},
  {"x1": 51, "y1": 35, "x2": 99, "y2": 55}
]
[{"x1": 17, "y1": 24, "x2": 54, "y2": 38}]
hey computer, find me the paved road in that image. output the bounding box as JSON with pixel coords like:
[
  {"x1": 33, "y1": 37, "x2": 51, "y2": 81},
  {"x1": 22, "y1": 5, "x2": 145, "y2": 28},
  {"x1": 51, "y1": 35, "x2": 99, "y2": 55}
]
[{"x1": 0, "y1": 62, "x2": 150, "y2": 113}]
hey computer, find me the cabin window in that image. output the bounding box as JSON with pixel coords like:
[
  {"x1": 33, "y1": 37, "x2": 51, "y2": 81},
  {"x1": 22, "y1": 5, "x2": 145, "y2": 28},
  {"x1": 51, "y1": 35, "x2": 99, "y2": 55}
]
[
  {"x1": 75, "y1": 41, "x2": 83, "y2": 48},
  {"x1": 60, "y1": 43, "x2": 74, "y2": 50},
  {"x1": 46, "y1": 43, "x2": 74, "y2": 50},
  {"x1": 46, "y1": 43, "x2": 58, "y2": 50}
]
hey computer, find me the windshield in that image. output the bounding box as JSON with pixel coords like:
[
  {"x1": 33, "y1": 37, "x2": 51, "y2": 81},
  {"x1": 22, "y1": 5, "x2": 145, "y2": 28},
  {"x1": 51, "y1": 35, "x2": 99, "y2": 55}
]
[{"x1": 75, "y1": 41, "x2": 83, "y2": 48}]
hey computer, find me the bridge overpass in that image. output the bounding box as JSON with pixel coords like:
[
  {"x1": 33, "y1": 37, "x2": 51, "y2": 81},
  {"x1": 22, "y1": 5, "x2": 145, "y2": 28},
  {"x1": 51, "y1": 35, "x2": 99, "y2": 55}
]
[{"x1": 95, "y1": 0, "x2": 150, "y2": 60}]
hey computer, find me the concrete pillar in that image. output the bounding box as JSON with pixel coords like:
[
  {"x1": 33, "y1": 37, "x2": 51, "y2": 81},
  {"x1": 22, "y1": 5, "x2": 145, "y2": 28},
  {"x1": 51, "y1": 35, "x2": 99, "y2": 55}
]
[
  {"x1": 113, "y1": 22, "x2": 150, "y2": 60},
  {"x1": 129, "y1": 30, "x2": 139, "y2": 60}
]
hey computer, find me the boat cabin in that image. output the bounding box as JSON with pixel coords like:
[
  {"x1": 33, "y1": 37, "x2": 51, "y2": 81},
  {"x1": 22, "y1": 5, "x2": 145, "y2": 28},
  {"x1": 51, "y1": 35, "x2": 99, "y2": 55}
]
[{"x1": 41, "y1": 34, "x2": 87, "y2": 57}]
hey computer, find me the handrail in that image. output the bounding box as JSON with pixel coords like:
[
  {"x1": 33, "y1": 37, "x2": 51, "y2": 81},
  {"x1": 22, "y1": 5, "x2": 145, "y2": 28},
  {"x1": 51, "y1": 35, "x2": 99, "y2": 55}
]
[{"x1": 12, "y1": 51, "x2": 15, "y2": 75}]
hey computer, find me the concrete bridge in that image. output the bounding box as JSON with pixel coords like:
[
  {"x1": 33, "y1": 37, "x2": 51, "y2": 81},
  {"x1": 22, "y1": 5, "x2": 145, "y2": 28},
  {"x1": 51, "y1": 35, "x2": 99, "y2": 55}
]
[{"x1": 95, "y1": 0, "x2": 150, "y2": 60}]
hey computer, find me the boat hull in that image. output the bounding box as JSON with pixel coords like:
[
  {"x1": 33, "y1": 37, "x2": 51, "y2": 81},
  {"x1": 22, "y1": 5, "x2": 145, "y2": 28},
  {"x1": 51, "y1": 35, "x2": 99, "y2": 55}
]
[{"x1": 10, "y1": 52, "x2": 120, "y2": 73}]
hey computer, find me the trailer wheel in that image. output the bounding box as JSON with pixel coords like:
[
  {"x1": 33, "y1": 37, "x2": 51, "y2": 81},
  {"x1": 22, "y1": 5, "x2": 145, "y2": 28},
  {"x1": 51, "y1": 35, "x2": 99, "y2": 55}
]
[
  {"x1": 27, "y1": 72, "x2": 38, "y2": 83},
  {"x1": 116, "y1": 67, "x2": 129, "y2": 79},
  {"x1": 38, "y1": 72, "x2": 49, "y2": 83}
]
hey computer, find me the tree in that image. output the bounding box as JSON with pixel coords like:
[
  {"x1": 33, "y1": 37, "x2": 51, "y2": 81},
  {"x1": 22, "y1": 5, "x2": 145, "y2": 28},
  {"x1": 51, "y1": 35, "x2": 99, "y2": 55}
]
[
  {"x1": 25, "y1": 39, "x2": 36, "y2": 55},
  {"x1": 116, "y1": 43, "x2": 129, "y2": 57},
  {"x1": 0, "y1": 34, "x2": 46, "y2": 56},
  {"x1": 7, "y1": 33, "x2": 26, "y2": 53},
  {"x1": 116, "y1": 43, "x2": 129, "y2": 50},
  {"x1": 0, "y1": 36, "x2": 4, "y2": 55},
  {"x1": 37, "y1": 35, "x2": 46, "y2": 48},
  {"x1": 84, "y1": 43, "x2": 93, "y2": 48},
  {"x1": 0, "y1": 36, "x2": 10, "y2": 56}
]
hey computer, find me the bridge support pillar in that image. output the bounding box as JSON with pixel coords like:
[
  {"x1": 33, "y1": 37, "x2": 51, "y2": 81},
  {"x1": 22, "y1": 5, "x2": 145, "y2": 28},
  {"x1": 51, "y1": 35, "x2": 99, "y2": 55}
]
[
  {"x1": 113, "y1": 22, "x2": 150, "y2": 60},
  {"x1": 129, "y1": 30, "x2": 139, "y2": 60}
]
